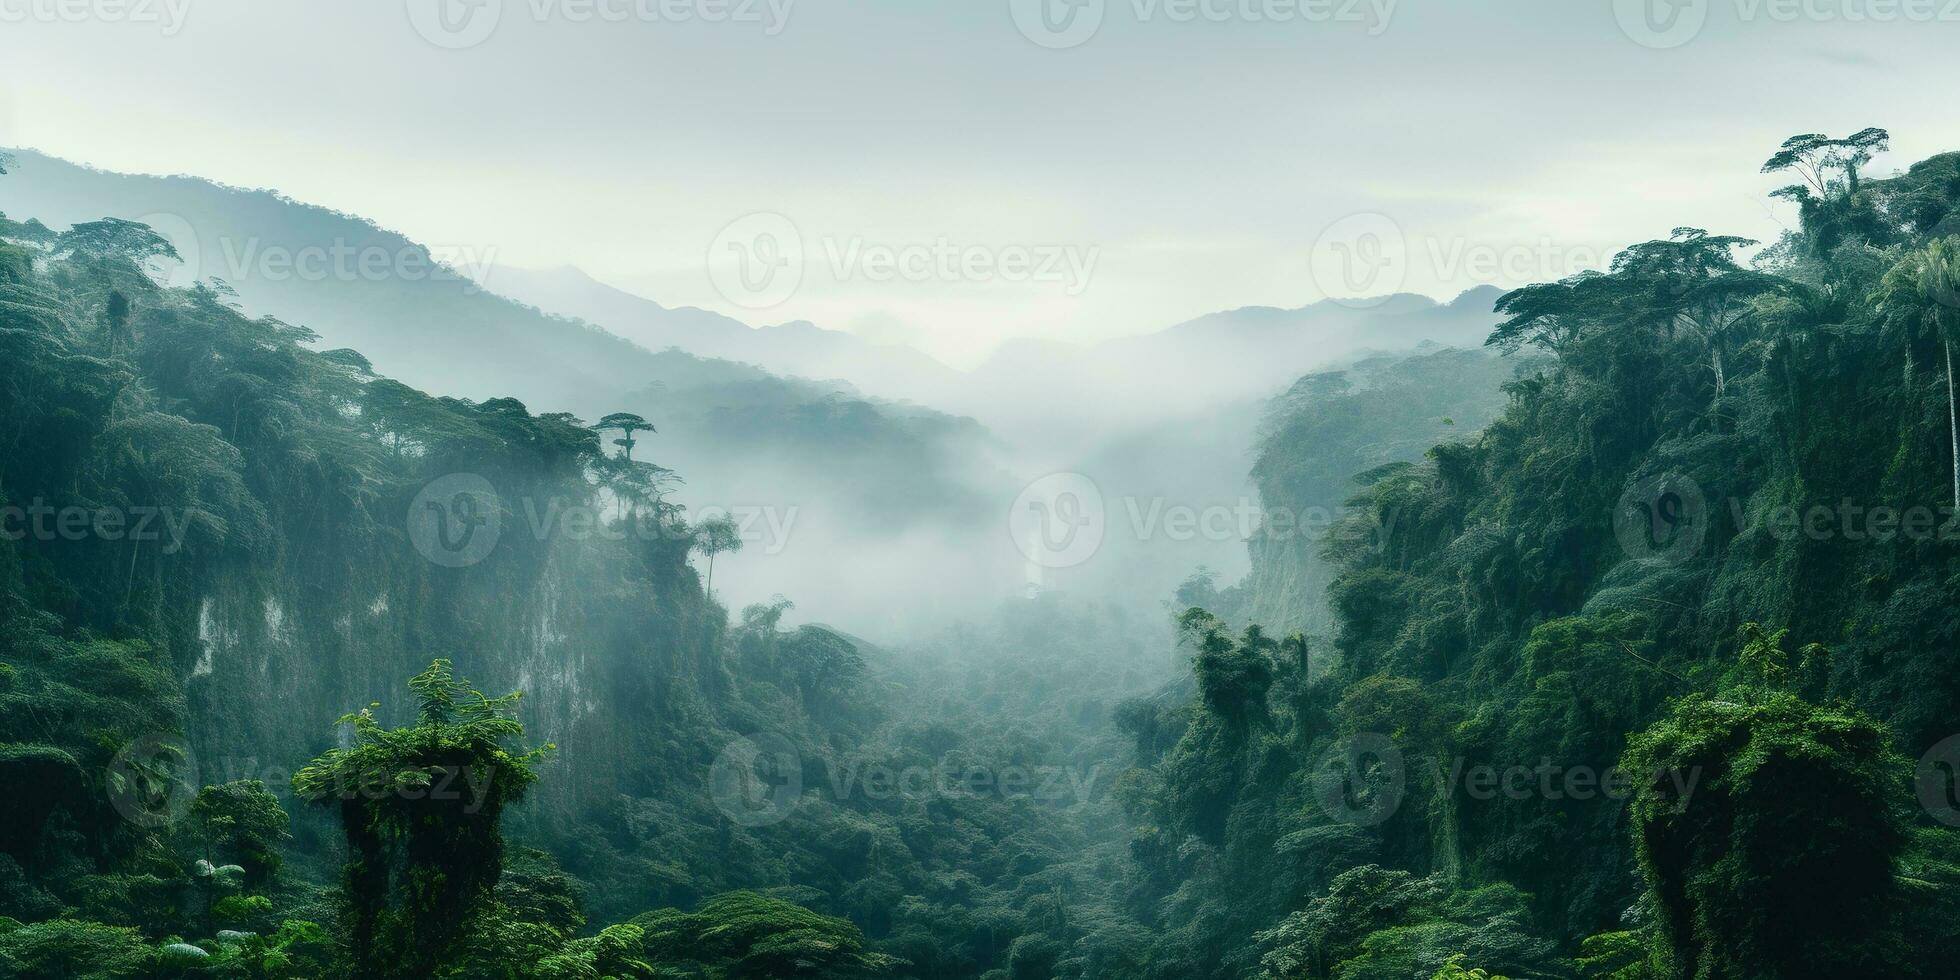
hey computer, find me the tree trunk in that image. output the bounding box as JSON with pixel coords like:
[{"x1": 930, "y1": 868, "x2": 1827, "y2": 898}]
[
  {"x1": 1709, "y1": 345, "x2": 1727, "y2": 434},
  {"x1": 1947, "y1": 334, "x2": 1958, "y2": 510},
  {"x1": 1289, "y1": 635, "x2": 1312, "y2": 755},
  {"x1": 124, "y1": 540, "x2": 142, "y2": 603}
]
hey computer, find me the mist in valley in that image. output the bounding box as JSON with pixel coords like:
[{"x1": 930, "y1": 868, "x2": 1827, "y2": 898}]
[
  {"x1": 0, "y1": 149, "x2": 1508, "y2": 642},
  {"x1": 4, "y1": 6, "x2": 1960, "y2": 979}
]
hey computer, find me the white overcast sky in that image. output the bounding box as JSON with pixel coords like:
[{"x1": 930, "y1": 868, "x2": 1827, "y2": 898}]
[{"x1": 1, "y1": 0, "x2": 1956, "y2": 365}]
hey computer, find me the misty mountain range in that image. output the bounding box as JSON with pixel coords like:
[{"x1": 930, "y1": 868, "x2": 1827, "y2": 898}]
[
  {"x1": 480, "y1": 261, "x2": 1502, "y2": 449},
  {"x1": 0, "y1": 146, "x2": 1506, "y2": 636}
]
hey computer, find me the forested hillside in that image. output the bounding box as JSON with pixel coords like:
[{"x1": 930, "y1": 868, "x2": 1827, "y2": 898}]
[
  {"x1": 1237, "y1": 345, "x2": 1534, "y2": 637},
  {"x1": 0, "y1": 148, "x2": 1013, "y2": 636},
  {"x1": 0, "y1": 150, "x2": 1519, "y2": 639},
  {"x1": 7, "y1": 133, "x2": 1960, "y2": 980},
  {"x1": 0, "y1": 151, "x2": 1164, "y2": 977},
  {"x1": 1106, "y1": 132, "x2": 1960, "y2": 978}
]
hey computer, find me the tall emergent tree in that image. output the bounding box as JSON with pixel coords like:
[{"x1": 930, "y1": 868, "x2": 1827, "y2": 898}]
[
  {"x1": 1762, "y1": 128, "x2": 1890, "y2": 200},
  {"x1": 51, "y1": 217, "x2": 181, "y2": 264},
  {"x1": 596, "y1": 411, "x2": 654, "y2": 460},
  {"x1": 693, "y1": 515, "x2": 743, "y2": 595},
  {"x1": 1762, "y1": 128, "x2": 1891, "y2": 254}
]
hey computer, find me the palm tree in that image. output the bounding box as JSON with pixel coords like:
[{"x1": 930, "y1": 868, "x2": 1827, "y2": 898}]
[
  {"x1": 1877, "y1": 237, "x2": 1960, "y2": 509},
  {"x1": 694, "y1": 516, "x2": 743, "y2": 595}
]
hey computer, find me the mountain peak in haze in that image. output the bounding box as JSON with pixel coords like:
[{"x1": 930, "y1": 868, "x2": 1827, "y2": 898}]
[
  {"x1": 1298, "y1": 292, "x2": 1438, "y2": 315},
  {"x1": 476, "y1": 263, "x2": 964, "y2": 403},
  {"x1": 1447, "y1": 284, "x2": 1505, "y2": 312}
]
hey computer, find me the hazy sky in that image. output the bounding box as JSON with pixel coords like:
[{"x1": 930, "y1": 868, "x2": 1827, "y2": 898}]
[{"x1": 2, "y1": 0, "x2": 1955, "y2": 365}]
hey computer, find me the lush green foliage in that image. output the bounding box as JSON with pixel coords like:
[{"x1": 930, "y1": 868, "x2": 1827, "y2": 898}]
[
  {"x1": 1095, "y1": 132, "x2": 1960, "y2": 977},
  {"x1": 9, "y1": 132, "x2": 1960, "y2": 978},
  {"x1": 1622, "y1": 686, "x2": 1905, "y2": 979},
  {"x1": 292, "y1": 660, "x2": 550, "y2": 978},
  {"x1": 1244, "y1": 347, "x2": 1539, "y2": 636},
  {"x1": 0, "y1": 190, "x2": 1155, "y2": 975}
]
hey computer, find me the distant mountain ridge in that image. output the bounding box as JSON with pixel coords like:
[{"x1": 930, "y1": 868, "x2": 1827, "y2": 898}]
[
  {"x1": 0, "y1": 148, "x2": 824, "y2": 413},
  {"x1": 476, "y1": 262, "x2": 965, "y2": 402},
  {"x1": 0, "y1": 147, "x2": 1512, "y2": 634},
  {"x1": 0, "y1": 147, "x2": 1504, "y2": 438},
  {"x1": 0, "y1": 147, "x2": 1020, "y2": 636},
  {"x1": 483, "y1": 259, "x2": 1504, "y2": 451}
]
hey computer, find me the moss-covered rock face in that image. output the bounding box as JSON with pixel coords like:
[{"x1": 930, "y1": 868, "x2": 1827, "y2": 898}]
[
  {"x1": 0, "y1": 224, "x2": 730, "y2": 818},
  {"x1": 0, "y1": 222, "x2": 726, "y2": 942}
]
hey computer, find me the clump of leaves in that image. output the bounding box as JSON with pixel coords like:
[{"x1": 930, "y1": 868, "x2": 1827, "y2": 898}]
[{"x1": 294, "y1": 659, "x2": 552, "y2": 980}]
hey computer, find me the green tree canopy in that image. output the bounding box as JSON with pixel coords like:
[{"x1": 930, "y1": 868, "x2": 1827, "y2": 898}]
[{"x1": 293, "y1": 659, "x2": 552, "y2": 979}]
